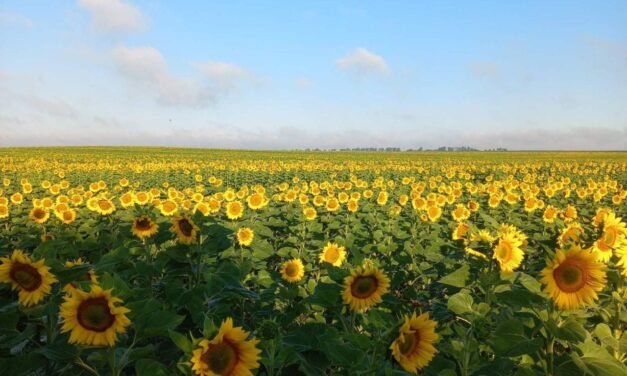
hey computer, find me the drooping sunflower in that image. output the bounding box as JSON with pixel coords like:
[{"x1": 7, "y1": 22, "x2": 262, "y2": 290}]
[
  {"x1": 390, "y1": 312, "x2": 438, "y2": 374},
  {"x1": 558, "y1": 222, "x2": 584, "y2": 247},
  {"x1": 190, "y1": 317, "x2": 261, "y2": 376},
  {"x1": 226, "y1": 201, "x2": 244, "y2": 220},
  {"x1": 171, "y1": 216, "x2": 198, "y2": 244},
  {"x1": 319, "y1": 242, "x2": 347, "y2": 267},
  {"x1": 493, "y1": 233, "x2": 524, "y2": 272},
  {"x1": 59, "y1": 285, "x2": 131, "y2": 347},
  {"x1": 280, "y1": 258, "x2": 304, "y2": 283},
  {"x1": 0, "y1": 250, "x2": 57, "y2": 307},
  {"x1": 540, "y1": 246, "x2": 606, "y2": 310},
  {"x1": 236, "y1": 227, "x2": 254, "y2": 247},
  {"x1": 342, "y1": 264, "x2": 390, "y2": 311},
  {"x1": 131, "y1": 215, "x2": 158, "y2": 240},
  {"x1": 29, "y1": 207, "x2": 50, "y2": 224},
  {"x1": 63, "y1": 258, "x2": 98, "y2": 294}
]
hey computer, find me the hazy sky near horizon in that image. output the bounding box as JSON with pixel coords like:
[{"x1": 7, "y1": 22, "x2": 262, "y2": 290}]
[{"x1": 1, "y1": 0, "x2": 626, "y2": 150}]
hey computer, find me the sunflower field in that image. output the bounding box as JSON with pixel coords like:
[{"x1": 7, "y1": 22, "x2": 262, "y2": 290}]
[{"x1": 0, "y1": 147, "x2": 626, "y2": 376}]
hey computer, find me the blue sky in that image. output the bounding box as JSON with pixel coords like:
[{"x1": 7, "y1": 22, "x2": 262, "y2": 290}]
[{"x1": 1, "y1": 0, "x2": 626, "y2": 150}]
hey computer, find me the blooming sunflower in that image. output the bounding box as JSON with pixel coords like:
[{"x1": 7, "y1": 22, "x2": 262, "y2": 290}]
[
  {"x1": 0, "y1": 250, "x2": 57, "y2": 307},
  {"x1": 426, "y1": 205, "x2": 442, "y2": 222},
  {"x1": 94, "y1": 198, "x2": 116, "y2": 215},
  {"x1": 319, "y1": 242, "x2": 347, "y2": 267},
  {"x1": 390, "y1": 312, "x2": 438, "y2": 373},
  {"x1": 452, "y1": 223, "x2": 470, "y2": 241},
  {"x1": 191, "y1": 317, "x2": 261, "y2": 376},
  {"x1": 0, "y1": 204, "x2": 9, "y2": 219},
  {"x1": 171, "y1": 216, "x2": 198, "y2": 244},
  {"x1": 342, "y1": 264, "x2": 390, "y2": 311},
  {"x1": 29, "y1": 207, "x2": 50, "y2": 224},
  {"x1": 303, "y1": 207, "x2": 317, "y2": 220},
  {"x1": 493, "y1": 233, "x2": 524, "y2": 272},
  {"x1": 236, "y1": 227, "x2": 254, "y2": 247},
  {"x1": 60, "y1": 285, "x2": 131, "y2": 346},
  {"x1": 63, "y1": 258, "x2": 98, "y2": 294},
  {"x1": 558, "y1": 222, "x2": 584, "y2": 247},
  {"x1": 226, "y1": 201, "x2": 244, "y2": 220},
  {"x1": 540, "y1": 246, "x2": 606, "y2": 310},
  {"x1": 592, "y1": 212, "x2": 627, "y2": 262},
  {"x1": 131, "y1": 215, "x2": 158, "y2": 240},
  {"x1": 280, "y1": 258, "x2": 304, "y2": 283}
]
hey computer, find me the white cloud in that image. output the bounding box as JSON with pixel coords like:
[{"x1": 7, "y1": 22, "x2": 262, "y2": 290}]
[
  {"x1": 336, "y1": 48, "x2": 390, "y2": 77},
  {"x1": 112, "y1": 45, "x2": 214, "y2": 107},
  {"x1": 197, "y1": 61, "x2": 251, "y2": 91},
  {"x1": 0, "y1": 12, "x2": 34, "y2": 28},
  {"x1": 78, "y1": 0, "x2": 146, "y2": 33},
  {"x1": 295, "y1": 78, "x2": 313, "y2": 89}
]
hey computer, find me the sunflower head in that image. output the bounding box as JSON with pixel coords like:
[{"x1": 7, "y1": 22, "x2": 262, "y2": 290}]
[
  {"x1": 493, "y1": 233, "x2": 524, "y2": 272},
  {"x1": 319, "y1": 242, "x2": 347, "y2": 267},
  {"x1": 171, "y1": 216, "x2": 198, "y2": 245},
  {"x1": 390, "y1": 312, "x2": 439, "y2": 373},
  {"x1": 60, "y1": 285, "x2": 131, "y2": 347},
  {"x1": 540, "y1": 246, "x2": 606, "y2": 310},
  {"x1": 236, "y1": 227, "x2": 254, "y2": 247},
  {"x1": 0, "y1": 250, "x2": 57, "y2": 307},
  {"x1": 191, "y1": 317, "x2": 261, "y2": 376},
  {"x1": 342, "y1": 264, "x2": 390, "y2": 312},
  {"x1": 29, "y1": 207, "x2": 50, "y2": 224},
  {"x1": 281, "y1": 259, "x2": 304, "y2": 283},
  {"x1": 132, "y1": 215, "x2": 158, "y2": 240},
  {"x1": 226, "y1": 201, "x2": 244, "y2": 220}
]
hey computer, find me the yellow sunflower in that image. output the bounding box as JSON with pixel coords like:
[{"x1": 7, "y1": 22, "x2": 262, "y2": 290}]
[
  {"x1": 319, "y1": 242, "x2": 347, "y2": 267},
  {"x1": 558, "y1": 222, "x2": 584, "y2": 247},
  {"x1": 132, "y1": 215, "x2": 158, "y2": 240},
  {"x1": 540, "y1": 246, "x2": 606, "y2": 310},
  {"x1": 226, "y1": 201, "x2": 244, "y2": 220},
  {"x1": 390, "y1": 312, "x2": 438, "y2": 373},
  {"x1": 0, "y1": 250, "x2": 57, "y2": 307},
  {"x1": 342, "y1": 264, "x2": 390, "y2": 311},
  {"x1": 303, "y1": 207, "x2": 317, "y2": 220},
  {"x1": 236, "y1": 227, "x2": 254, "y2": 247},
  {"x1": 60, "y1": 285, "x2": 131, "y2": 347},
  {"x1": 171, "y1": 216, "x2": 198, "y2": 244},
  {"x1": 29, "y1": 207, "x2": 50, "y2": 224},
  {"x1": 592, "y1": 212, "x2": 627, "y2": 262},
  {"x1": 493, "y1": 233, "x2": 524, "y2": 272},
  {"x1": 94, "y1": 198, "x2": 116, "y2": 215},
  {"x1": 281, "y1": 259, "x2": 305, "y2": 283},
  {"x1": 246, "y1": 193, "x2": 267, "y2": 210},
  {"x1": 427, "y1": 205, "x2": 442, "y2": 222},
  {"x1": 190, "y1": 317, "x2": 261, "y2": 376},
  {"x1": 0, "y1": 204, "x2": 9, "y2": 219},
  {"x1": 452, "y1": 223, "x2": 470, "y2": 241},
  {"x1": 63, "y1": 258, "x2": 98, "y2": 294}
]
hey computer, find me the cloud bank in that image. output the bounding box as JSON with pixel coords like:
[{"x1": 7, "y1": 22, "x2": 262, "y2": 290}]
[
  {"x1": 78, "y1": 0, "x2": 146, "y2": 33},
  {"x1": 336, "y1": 48, "x2": 390, "y2": 78}
]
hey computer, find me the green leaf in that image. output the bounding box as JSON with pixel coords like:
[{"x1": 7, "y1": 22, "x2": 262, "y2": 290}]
[
  {"x1": 304, "y1": 282, "x2": 342, "y2": 308},
  {"x1": 36, "y1": 343, "x2": 78, "y2": 361},
  {"x1": 447, "y1": 290, "x2": 474, "y2": 315},
  {"x1": 593, "y1": 324, "x2": 619, "y2": 351},
  {"x1": 135, "y1": 359, "x2": 170, "y2": 376},
  {"x1": 168, "y1": 330, "x2": 192, "y2": 353},
  {"x1": 489, "y1": 319, "x2": 543, "y2": 357},
  {"x1": 438, "y1": 264, "x2": 469, "y2": 288},
  {"x1": 564, "y1": 340, "x2": 627, "y2": 376},
  {"x1": 548, "y1": 318, "x2": 587, "y2": 343}
]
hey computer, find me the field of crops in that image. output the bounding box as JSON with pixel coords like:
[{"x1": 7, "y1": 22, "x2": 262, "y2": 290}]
[{"x1": 0, "y1": 147, "x2": 626, "y2": 375}]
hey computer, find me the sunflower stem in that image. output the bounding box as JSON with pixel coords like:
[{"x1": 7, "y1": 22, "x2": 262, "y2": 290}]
[{"x1": 108, "y1": 347, "x2": 118, "y2": 376}]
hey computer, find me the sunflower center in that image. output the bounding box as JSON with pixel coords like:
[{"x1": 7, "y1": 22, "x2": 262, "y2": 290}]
[
  {"x1": 34, "y1": 209, "x2": 46, "y2": 219},
  {"x1": 77, "y1": 297, "x2": 115, "y2": 332},
  {"x1": 178, "y1": 219, "x2": 193, "y2": 236},
  {"x1": 202, "y1": 341, "x2": 238, "y2": 375},
  {"x1": 351, "y1": 275, "x2": 379, "y2": 299},
  {"x1": 496, "y1": 241, "x2": 512, "y2": 261},
  {"x1": 398, "y1": 330, "x2": 420, "y2": 356},
  {"x1": 136, "y1": 218, "x2": 152, "y2": 230},
  {"x1": 10, "y1": 262, "x2": 42, "y2": 291},
  {"x1": 98, "y1": 200, "x2": 111, "y2": 210},
  {"x1": 554, "y1": 262, "x2": 587, "y2": 293},
  {"x1": 285, "y1": 264, "x2": 299, "y2": 277},
  {"x1": 324, "y1": 248, "x2": 340, "y2": 263}
]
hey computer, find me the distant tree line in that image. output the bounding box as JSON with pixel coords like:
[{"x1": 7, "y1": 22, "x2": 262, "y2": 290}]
[{"x1": 300, "y1": 146, "x2": 508, "y2": 152}]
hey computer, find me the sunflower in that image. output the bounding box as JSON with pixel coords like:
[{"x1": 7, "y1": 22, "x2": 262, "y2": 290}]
[
  {"x1": 281, "y1": 259, "x2": 304, "y2": 283},
  {"x1": 493, "y1": 233, "x2": 524, "y2": 272},
  {"x1": 326, "y1": 198, "x2": 340, "y2": 212},
  {"x1": 616, "y1": 246, "x2": 627, "y2": 277},
  {"x1": 160, "y1": 200, "x2": 178, "y2": 216},
  {"x1": 427, "y1": 205, "x2": 442, "y2": 222},
  {"x1": 236, "y1": 227, "x2": 254, "y2": 247},
  {"x1": 131, "y1": 215, "x2": 158, "y2": 240},
  {"x1": 452, "y1": 223, "x2": 470, "y2": 241},
  {"x1": 94, "y1": 198, "x2": 116, "y2": 215},
  {"x1": 540, "y1": 246, "x2": 606, "y2": 310},
  {"x1": 464, "y1": 247, "x2": 488, "y2": 260},
  {"x1": 226, "y1": 201, "x2": 244, "y2": 220},
  {"x1": 0, "y1": 250, "x2": 57, "y2": 307},
  {"x1": 303, "y1": 207, "x2": 317, "y2": 220},
  {"x1": 191, "y1": 317, "x2": 261, "y2": 376},
  {"x1": 390, "y1": 312, "x2": 438, "y2": 373},
  {"x1": 342, "y1": 264, "x2": 390, "y2": 311},
  {"x1": 319, "y1": 242, "x2": 347, "y2": 267},
  {"x1": 171, "y1": 216, "x2": 198, "y2": 244},
  {"x1": 592, "y1": 212, "x2": 627, "y2": 262},
  {"x1": 63, "y1": 258, "x2": 98, "y2": 294},
  {"x1": 558, "y1": 222, "x2": 584, "y2": 247},
  {"x1": 29, "y1": 207, "x2": 50, "y2": 224},
  {"x1": 58, "y1": 209, "x2": 77, "y2": 225},
  {"x1": 60, "y1": 285, "x2": 131, "y2": 347},
  {"x1": 0, "y1": 204, "x2": 9, "y2": 219}
]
